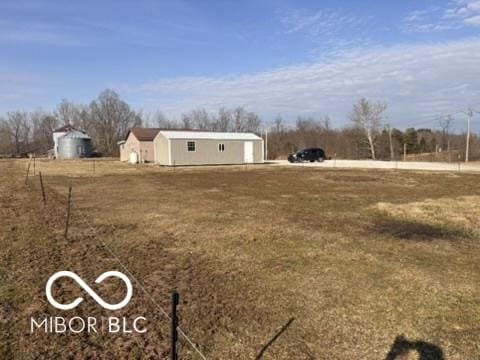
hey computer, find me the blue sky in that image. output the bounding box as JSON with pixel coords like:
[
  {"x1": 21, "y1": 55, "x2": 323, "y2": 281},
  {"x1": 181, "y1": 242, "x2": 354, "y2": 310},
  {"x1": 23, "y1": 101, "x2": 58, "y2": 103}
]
[{"x1": 1, "y1": 0, "x2": 480, "y2": 130}]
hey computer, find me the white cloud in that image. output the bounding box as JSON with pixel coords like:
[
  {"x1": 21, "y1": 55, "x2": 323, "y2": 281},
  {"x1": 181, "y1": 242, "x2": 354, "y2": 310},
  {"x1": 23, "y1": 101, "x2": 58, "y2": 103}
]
[
  {"x1": 0, "y1": 71, "x2": 55, "y2": 114},
  {"x1": 467, "y1": 0, "x2": 480, "y2": 11},
  {"x1": 118, "y1": 38, "x2": 480, "y2": 128},
  {"x1": 0, "y1": 20, "x2": 90, "y2": 46},
  {"x1": 403, "y1": 0, "x2": 480, "y2": 33},
  {"x1": 280, "y1": 8, "x2": 363, "y2": 35},
  {"x1": 277, "y1": 8, "x2": 371, "y2": 58},
  {"x1": 464, "y1": 14, "x2": 480, "y2": 25}
]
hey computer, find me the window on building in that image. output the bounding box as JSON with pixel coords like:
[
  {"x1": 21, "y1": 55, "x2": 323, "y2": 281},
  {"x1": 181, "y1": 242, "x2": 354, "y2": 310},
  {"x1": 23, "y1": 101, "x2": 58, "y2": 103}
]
[
  {"x1": 218, "y1": 143, "x2": 225, "y2": 152},
  {"x1": 187, "y1": 141, "x2": 196, "y2": 152}
]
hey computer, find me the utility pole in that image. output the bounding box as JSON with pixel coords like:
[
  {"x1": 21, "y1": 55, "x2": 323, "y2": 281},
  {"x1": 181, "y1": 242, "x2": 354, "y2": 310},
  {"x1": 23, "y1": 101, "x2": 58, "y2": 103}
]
[
  {"x1": 265, "y1": 126, "x2": 268, "y2": 161},
  {"x1": 466, "y1": 108, "x2": 472, "y2": 163},
  {"x1": 261, "y1": 126, "x2": 268, "y2": 162}
]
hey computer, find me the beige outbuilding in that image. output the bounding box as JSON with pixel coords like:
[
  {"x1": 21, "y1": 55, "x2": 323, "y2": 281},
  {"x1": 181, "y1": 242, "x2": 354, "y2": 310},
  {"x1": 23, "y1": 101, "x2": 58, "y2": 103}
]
[
  {"x1": 118, "y1": 128, "x2": 160, "y2": 162},
  {"x1": 153, "y1": 130, "x2": 263, "y2": 166}
]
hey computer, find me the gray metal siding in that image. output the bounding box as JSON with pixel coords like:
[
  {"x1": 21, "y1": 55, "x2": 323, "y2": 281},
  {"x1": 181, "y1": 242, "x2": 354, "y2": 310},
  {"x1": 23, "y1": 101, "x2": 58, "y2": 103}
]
[
  {"x1": 169, "y1": 138, "x2": 263, "y2": 166},
  {"x1": 58, "y1": 138, "x2": 92, "y2": 159}
]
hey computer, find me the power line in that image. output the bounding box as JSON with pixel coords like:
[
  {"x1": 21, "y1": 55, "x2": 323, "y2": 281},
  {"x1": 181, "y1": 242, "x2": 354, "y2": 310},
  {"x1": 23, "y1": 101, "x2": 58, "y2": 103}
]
[
  {"x1": 396, "y1": 106, "x2": 479, "y2": 129},
  {"x1": 460, "y1": 108, "x2": 474, "y2": 163}
]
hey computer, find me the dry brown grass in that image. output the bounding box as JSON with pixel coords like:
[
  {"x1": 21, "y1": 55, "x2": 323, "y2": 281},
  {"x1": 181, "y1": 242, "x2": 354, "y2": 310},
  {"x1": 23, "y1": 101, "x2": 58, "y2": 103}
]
[
  {"x1": 375, "y1": 196, "x2": 480, "y2": 233},
  {"x1": 1, "y1": 159, "x2": 480, "y2": 359}
]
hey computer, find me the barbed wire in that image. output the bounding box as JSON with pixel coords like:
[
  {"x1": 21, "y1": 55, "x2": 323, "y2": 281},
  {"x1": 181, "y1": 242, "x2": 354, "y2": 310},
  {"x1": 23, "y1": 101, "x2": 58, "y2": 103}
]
[{"x1": 93, "y1": 232, "x2": 208, "y2": 360}]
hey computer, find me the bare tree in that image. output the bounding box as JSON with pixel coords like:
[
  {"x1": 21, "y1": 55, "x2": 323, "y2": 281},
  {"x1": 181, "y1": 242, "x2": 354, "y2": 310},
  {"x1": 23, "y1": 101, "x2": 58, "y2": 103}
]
[
  {"x1": 0, "y1": 117, "x2": 11, "y2": 154},
  {"x1": 78, "y1": 107, "x2": 92, "y2": 133},
  {"x1": 31, "y1": 110, "x2": 58, "y2": 153},
  {"x1": 22, "y1": 114, "x2": 31, "y2": 153},
  {"x1": 232, "y1": 107, "x2": 247, "y2": 132},
  {"x1": 6, "y1": 111, "x2": 30, "y2": 154},
  {"x1": 438, "y1": 114, "x2": 453, "y2": 151},
  {"x1": 55, "y1": 99, "x2": 92, "y2": 132},
  {"x1": 269, "y1": 115, "x2": 288, "y2": 159},
  {"x1": 89, "y1": 89, "x2": 142, "y2": 156},
  {"x1": 154, "y1": 111, "x2": 167, "y2": 127},
  {"x1": 385, "y1": 123, "x2": 395, "y2": 160},
  {"x1": 228, "y1": 107, "x2": 262, "y2": 132},
  {"x1": 151, "y1": 111, "x2": 179, "y2": 129},
  {"x1": 321, "y1": 116, "x2": 331, "y2": 131},
  {"x1": 181, "y1": 113, "x2": 193, "y2": 129},
  {"x1": 350, "y1": 98, "x2": 386, "y2": 159},
  {"x1": 213, "y1": 107, "x2": 232, "y2": 131},
  {"x1": 245, "y1": 111, "x2": 261, "y2": 132},
  {"x1": 55, "y1": 99, "x2": 80, "y2": 126},
  {"x1": 189, "y1": 108, "x2": 211, "y2": 129}
]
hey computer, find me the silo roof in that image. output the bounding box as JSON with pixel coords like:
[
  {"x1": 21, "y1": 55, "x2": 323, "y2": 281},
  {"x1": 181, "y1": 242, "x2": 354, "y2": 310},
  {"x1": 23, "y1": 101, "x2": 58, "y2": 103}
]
[{"x1": 60, "y1": 130, "x2": 91, "y2": 139}]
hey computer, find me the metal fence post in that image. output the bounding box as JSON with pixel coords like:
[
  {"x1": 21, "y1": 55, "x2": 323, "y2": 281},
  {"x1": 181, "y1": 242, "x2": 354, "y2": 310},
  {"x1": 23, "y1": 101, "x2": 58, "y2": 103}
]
[
  {"x1": 171, "y1": 291, "x2": 179, "y2": 360},
  {"x1": 64, "y1": 187, "x2": 72, "y2": 242},
  {"x1": 39, "y1": 171, "x2": 46, "y2": 204}
]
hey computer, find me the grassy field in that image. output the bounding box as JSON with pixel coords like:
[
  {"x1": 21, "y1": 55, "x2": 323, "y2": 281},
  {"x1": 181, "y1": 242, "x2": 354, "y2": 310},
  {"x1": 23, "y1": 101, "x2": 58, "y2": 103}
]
[{"x1": 1, "y1": 159, "x2": 480, "y2": 359}]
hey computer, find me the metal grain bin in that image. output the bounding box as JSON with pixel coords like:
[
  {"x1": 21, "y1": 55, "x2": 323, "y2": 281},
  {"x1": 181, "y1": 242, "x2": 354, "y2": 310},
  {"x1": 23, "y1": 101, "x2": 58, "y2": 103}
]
[{"x1": 57, "y1": 130, "x2": 92, "y2": 159}]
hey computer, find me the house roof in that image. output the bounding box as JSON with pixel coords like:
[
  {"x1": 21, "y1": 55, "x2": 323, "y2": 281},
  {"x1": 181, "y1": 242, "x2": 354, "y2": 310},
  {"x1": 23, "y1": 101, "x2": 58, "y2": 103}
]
[
  {"x1": 127, "y1": 128, "x2": 162, "y2": 141},
  {"x1": 159, "y1": 130, "x2": 262, "y2": 141},
  {"x1": 54, "y1": 124, "x2": 78, "y2": 133}
]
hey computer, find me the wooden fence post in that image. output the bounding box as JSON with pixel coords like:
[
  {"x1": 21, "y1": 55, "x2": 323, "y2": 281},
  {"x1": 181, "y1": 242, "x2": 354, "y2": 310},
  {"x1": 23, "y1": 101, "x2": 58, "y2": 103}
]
[
  {"x1": 25, "y1": 163, "x2": 31, "y2": 184},
  {"x1": 64, "y1": 187, "x2": 72, "y2": 242}
]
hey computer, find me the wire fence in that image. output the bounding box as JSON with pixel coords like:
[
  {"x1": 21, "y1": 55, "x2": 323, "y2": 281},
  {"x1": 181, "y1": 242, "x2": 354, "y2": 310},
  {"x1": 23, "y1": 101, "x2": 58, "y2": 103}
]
[{"x1": 25, "y1": 163, "x2": 208, "y2": 360}]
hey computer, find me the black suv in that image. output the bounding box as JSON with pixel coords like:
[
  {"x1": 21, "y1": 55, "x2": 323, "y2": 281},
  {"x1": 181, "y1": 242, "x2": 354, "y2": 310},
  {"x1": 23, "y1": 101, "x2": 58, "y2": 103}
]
[{"x1": 288, "y1": 148, "x2": 326, "y2": 163}]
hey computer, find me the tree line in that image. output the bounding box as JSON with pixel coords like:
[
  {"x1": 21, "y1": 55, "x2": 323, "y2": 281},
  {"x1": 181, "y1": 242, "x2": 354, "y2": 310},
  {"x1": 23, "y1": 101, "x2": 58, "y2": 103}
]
[
  {"x1": 0, "y1": 89, "x2": 141, "y2": 156},
  {"x1": 0, "y1": 90, "x2": 478, "y2": 160}
]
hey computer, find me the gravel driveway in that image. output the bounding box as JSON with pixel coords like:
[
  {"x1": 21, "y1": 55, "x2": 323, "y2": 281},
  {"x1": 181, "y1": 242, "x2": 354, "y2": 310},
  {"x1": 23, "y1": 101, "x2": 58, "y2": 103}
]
[{"x1": 271, "y1": 159, "x2": 480, "y2": 172}]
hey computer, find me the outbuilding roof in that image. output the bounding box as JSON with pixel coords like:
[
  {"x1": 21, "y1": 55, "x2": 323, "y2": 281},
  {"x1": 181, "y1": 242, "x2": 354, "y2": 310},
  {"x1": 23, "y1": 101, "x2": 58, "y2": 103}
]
[
  {"x1": 159, "y1": 131, "x2": 262, "y2": 141},
  {"x1": 127, "y1": 128, "x2": 162, "y2": 141}
]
